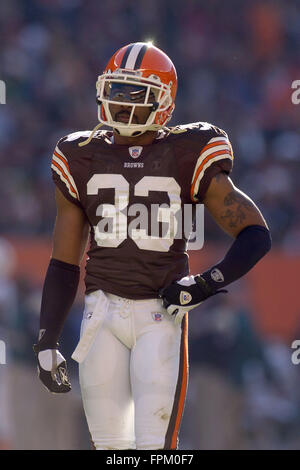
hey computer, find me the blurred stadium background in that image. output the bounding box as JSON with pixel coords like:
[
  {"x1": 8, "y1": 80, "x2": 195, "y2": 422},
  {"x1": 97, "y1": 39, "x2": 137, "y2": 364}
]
[{"x1": 0, "y1": 0, "x2": 300, "y2": 450}]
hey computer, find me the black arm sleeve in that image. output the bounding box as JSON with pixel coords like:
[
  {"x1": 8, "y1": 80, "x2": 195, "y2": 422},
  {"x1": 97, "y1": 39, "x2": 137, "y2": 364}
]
[
  {"x1": 38, "y1": 258, "x2": 80, "y2": 350},
  {"x1": 201, "y1": 225, "x2": 272, "y2": 290}
]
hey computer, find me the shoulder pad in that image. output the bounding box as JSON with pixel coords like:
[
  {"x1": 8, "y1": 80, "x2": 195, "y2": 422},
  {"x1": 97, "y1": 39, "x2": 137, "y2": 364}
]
[
  {"x1": 59, "y1": 130, "x2": 94, "y2": 145},
  {"x1": 173, "y1": 122, "x2": 228, "y2": 138},
  {"x1": 58, "y1": 129, "x2": 110, "y2": 146}
]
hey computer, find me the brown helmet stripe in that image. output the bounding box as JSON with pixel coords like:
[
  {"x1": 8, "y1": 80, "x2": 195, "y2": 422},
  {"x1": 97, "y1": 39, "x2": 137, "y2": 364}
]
[
  {"x1": 120, "y1": 44, "x2": 134, "y2": 68},
  {"x1": 134, "y1": 44, "x2": 147, "y2": 69},
  {"x1": 121, "y1": 43, "x2": 148, "y2": 70}
]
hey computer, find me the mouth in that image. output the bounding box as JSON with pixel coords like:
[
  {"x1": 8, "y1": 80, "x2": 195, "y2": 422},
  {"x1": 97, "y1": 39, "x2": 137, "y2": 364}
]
[{"x1": 115, "y1": 111, "x2": 138, "y2": 124}]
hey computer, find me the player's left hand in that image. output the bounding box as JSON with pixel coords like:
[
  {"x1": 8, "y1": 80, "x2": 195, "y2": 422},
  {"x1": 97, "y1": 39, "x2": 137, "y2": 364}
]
[
  {"x1": 33, "y1": 343, "x2": 72, "y2": 394},
  {"x1": 159, "y1": 275, "x2": 227, "y2": 325}
]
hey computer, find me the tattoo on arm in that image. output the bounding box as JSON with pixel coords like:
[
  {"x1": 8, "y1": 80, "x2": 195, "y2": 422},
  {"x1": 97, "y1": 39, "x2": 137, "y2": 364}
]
[
  {"x1": 204, "y1": 173, "x2": 267, "y2": 236},
  {"x1": 220, "y1": 191, "x2": 255, "y2": 229}
]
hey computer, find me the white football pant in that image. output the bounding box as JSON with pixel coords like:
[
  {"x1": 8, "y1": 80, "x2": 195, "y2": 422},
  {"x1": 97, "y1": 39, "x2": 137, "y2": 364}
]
[{"x1": 77, "y1": 290, "x2": 188, "y2": 450}]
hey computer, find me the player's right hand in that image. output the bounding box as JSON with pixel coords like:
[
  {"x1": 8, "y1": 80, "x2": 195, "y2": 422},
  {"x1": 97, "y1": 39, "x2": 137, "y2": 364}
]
[
  {"x1": 159, "y1": 274, "x2": 227, "y2": 325},
  {"x1": 33, "y1": 344, "x2": 72, "y2": 394}
]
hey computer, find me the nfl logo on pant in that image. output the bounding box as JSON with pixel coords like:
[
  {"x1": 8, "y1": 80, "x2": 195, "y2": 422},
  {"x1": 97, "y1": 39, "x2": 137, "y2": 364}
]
[{"x1": 152, "y1": 312, "x2": 163, "y2": 322}]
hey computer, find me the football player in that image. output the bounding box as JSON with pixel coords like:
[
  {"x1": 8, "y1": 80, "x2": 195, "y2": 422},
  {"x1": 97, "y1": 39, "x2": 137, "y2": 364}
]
[{"x1": 34, "y1": 42, "x2": 271, "y2": 450}]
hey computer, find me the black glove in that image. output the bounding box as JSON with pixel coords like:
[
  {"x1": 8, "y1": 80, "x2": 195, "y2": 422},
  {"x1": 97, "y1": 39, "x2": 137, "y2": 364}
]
[
  {"x1": 159, "y1": 275, "x2": 227, "y2": 325},
  {"x1": 33, "y1": 340, "x2": 72, "y2": 394}
]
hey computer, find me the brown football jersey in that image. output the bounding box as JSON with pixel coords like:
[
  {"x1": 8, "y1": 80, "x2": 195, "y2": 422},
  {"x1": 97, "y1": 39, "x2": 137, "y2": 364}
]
[{"x1": 51, "y1": 122, "x2": 233, "y2": 299}]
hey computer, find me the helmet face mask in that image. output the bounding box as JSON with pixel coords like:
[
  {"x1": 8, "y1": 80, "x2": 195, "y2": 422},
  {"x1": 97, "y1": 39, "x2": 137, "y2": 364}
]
[
  {"x1": 96, "y1": 72, "x2": 173, "y2": 136},
  {"x1": 95, "y1": 43, "x2": 177, "y2": 137}
]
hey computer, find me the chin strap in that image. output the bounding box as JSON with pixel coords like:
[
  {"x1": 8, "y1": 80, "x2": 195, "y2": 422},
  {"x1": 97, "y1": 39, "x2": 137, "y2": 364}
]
[
  {"x1": 77, "y1": 122, "x2": 187, "y2": 147},
  {"x1": 78, "y1": 122, "x2": 104, "y2": 147}
]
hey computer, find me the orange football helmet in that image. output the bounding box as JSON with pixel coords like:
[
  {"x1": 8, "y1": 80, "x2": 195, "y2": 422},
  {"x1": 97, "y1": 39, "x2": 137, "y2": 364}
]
[{"x1": 96, "y1": 42, "x2": 178, "y2": 137}]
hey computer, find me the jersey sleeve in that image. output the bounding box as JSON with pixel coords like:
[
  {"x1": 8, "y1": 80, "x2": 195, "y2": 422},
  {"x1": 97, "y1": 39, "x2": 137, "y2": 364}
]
[
  {"x1": 190, "y1": 129, "x2": 234, "y2": 202},
  {"x1": 51, "y1": 140, "x2": 81, "y2": 207}
]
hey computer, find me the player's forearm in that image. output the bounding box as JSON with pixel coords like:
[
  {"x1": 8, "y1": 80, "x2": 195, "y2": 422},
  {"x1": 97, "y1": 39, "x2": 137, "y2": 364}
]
[
  {"x1": 38, "y1": 258, "x2": 80, "y2": 350},
  {"x1": 160, "y1": 225, "x2": 271, "y2": 325},
  {"x1": 201, "y1": 224, "x2": 272, "y2": 289}
]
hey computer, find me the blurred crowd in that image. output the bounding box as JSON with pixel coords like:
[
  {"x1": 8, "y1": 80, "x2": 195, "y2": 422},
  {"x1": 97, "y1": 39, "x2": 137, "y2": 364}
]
[
  {"x1": 0, "y1": 0, "x2": 299, "y2": 246},
  {"x1": 0, "y1": 0, "x2": 300, "y2": 450}
]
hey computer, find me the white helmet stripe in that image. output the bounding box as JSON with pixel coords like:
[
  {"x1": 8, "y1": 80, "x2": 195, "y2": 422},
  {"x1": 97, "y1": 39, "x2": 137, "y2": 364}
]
[
  {"x1": 120, "y1": 44, "x2": 134, "y2": 68},
  {"x1": 125, "y1": 43, "x2": 146, "y2": 69}
]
